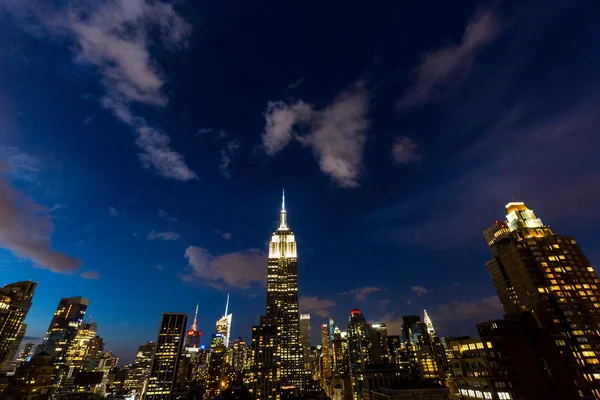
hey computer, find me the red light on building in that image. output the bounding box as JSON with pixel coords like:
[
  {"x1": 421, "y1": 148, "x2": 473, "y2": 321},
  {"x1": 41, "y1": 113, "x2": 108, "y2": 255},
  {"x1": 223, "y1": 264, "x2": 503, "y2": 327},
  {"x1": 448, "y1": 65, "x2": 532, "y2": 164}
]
[
  {"x1": 187, "y1": 329, "x2": 195, "y2": 336},
  {"x1": 351, "y1": 309, "x2": 361, "y2": 315}
]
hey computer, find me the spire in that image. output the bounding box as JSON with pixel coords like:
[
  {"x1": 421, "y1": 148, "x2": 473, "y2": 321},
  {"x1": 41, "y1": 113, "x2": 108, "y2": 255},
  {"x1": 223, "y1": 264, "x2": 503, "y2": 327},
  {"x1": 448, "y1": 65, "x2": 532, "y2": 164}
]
[
  {"x1": 191, "y1": 301, "x2": 199, "y2": 331},
  {"x1": 224, "y1": 294, "x2": 230, "y2": 316},
  {"x1": 423, "y1": 309, "x2": 435, "y2": 335},
  {"x1": 279, "y1": 189, "x2": 289, "y2": 230}
]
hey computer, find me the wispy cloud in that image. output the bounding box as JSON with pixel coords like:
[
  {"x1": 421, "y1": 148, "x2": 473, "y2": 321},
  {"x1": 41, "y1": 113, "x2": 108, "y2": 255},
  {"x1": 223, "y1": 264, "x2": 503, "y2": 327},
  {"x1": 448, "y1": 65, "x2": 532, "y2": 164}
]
[
  {"x1": 299, "y1": 296, "x2": 336, "y2": 318},
  {"x1": 392, "y1": 136, "x2": 421, "y2": 165},
  {"x1": 158, "y1": 209, "x2": 178, "y2": 222},
  {"x1": 0, "y1": 147, "x2": 40, "y2": 182},
  {"x1": 2, "y1": 0, "x2": 196, "y2": 181},
  {"x1": 262, "y1": 81, "x2": 369, "y2": 188},
  {"x1": 148, "y1": 230, "x2": 181, "y2": 241},
  {"x1": 0, "y1": 166, "x2": 81, "y2": 273},
  {"x1": 81, "y1": 270, "x2": 99, "y2": 279},
  {"x1": 342, "y1": 286, "x2": 382, "y2": 301},
  {"x1": 431, "y1": 296, "x2": 503, "y2": 331},
  {"x1": 411, "y1": 285, "x2": 429, "y2": 296},
  {"x1": 287, "y1": 77, "x2": 304, "y2": 89},
  {"x1": 221, "y1": 232, "x2": 232, "y2": 240},
  {"x1": 381, "y1": 312, "x2": 404, "y2": 336},
  {"x1": 219, "y1": 140, "x2": 240, "y2": 179},
  {"x1": 108, "y1": 207, "x2": 119, "y2": 217},
  {"x1": 398, "y1": 5, "x2": 502, "y2": 109},
  {"x1": 180, "y1": 246, "x2": 266, "y2": 289}
]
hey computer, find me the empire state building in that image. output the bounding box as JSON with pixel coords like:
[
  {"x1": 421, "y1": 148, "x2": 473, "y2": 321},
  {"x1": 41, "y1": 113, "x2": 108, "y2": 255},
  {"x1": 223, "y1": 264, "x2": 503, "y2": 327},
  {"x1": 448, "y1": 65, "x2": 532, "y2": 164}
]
[{"x1": 252, "y1": 192, "x2": 304, "y2": 399}]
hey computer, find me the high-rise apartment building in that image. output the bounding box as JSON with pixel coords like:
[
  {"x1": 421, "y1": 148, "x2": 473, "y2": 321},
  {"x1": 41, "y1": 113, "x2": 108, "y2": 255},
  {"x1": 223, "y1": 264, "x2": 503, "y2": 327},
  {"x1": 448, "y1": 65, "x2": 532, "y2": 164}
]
[
  {"x1": 146, "y1": 313, "x2": 187, "y2": 399},
  {"x1": 300, "y1": 314, "x2": 311, "y2": 372},
  {"x1": 215, "y1": 294, "x2": 232, "y2": 348},
  {"x1": 367, "y1": 323, "x2": 389, "y2": 364},
  {"x1": 485, "y1": 202, "x2": 600, "y2": 397},
  {"x1": 65, "y1": 322, "x2": 97, "y2": 371},
  {"x1": 253, "y1": 192, "x2": 303, "y2": 398},
  {"x1": 251, "y1": 316, "x2": 277, "y2": 399},
  {"x1": 0, "y1": 281, "x2": 37, "y2": 372}
]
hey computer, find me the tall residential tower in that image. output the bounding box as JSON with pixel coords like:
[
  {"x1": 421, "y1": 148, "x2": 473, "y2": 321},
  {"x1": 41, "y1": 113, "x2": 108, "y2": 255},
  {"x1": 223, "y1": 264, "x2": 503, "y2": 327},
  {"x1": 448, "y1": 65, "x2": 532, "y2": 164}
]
[
  {"x1": 0, "y1": 281, "x2": 36, "y2": 372},
  {"x1": 485, "y1": 202, "x2": 600, "y2": 397}
]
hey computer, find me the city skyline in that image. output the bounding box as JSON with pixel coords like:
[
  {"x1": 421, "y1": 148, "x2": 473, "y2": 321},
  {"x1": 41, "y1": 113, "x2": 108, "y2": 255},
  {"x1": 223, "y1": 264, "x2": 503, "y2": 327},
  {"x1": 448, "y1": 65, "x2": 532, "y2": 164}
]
[{"x1": 1, "y1": 0, "x2": 600, "y2": 365}]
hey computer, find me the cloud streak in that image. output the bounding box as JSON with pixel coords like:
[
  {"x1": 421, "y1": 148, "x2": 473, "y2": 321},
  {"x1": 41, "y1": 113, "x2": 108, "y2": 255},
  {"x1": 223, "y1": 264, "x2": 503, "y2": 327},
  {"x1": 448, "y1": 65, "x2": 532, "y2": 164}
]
[
  {"x1": 392, "y1": 136, "x2": 421, "y2": 165},
  {"x1": 148, "y1": 230, "x2": 181, "y2": 241},
  {"x1": 342, "y1": 286, "x2": 382, "y2": 301},
  {"x1": 398, "y1": 5, "x2": 502, "y2": 109},
  {"x1": 181, "y1": 246, "x2": 266, "y2": 289},
  {"x1": 2, "y1": 0, "x2": 196, "y2": 181},
  {"x1": 299, "y1": 296, "x2": 336, "y2": 318},
  {"x1": 411, "y1": 285, "x2": 429, "y2": 296},
  {"x1": 0, "y1": 166, "x2": 81, "y2": 274},
  {"x1": 262, "y1": 82, "x2": 369, "y2": 188}
]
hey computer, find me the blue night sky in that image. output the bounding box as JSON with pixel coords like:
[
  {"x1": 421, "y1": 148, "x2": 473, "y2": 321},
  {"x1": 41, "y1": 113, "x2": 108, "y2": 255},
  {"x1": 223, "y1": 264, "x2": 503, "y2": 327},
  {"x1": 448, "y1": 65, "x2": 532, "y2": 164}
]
[{"x1": 1, "y1": 0, "x2": 599, "y2": 363}]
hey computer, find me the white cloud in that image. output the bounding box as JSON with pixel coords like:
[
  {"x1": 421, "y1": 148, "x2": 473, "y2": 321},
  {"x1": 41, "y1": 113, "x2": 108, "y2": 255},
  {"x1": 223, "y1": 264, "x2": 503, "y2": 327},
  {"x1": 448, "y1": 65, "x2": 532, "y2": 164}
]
[
  {"x1": 299, "y1": 296, "x2": 336, "y2": 318},
  {"x1": 262, "y1": 82, "x2": 369, "y2": 188},
  {"x1": 431, "y1": 296, "x2": 503, "y2": 329},
  {"x1": 2, "y1": 0, "x2": 196, "y2": 181},
  {"x1": 221, "y1": 232, "x2": 232, "y2": 240},
  {"x1": 108, "y1": 206, "x2": 119, "y2": 217},
  {"x1": 181, "y1": 246, "x2": 266, "y2": 289},
  {"x1": 398, "y1": 5, "x2": 501, "y2": 109},
  {"x1": 158, "y1": 208, "x2": 178, "y2": 222},
  {"x1": 0, "y1": 166, "x2": 81, "y2": 273},
  {"x1": 411, "y1": 285, "x2": 429, "y2": 296},
  {"x1": 219, "y1": 140, "x2": 240, "y2": 179},
  {"x1": 148, "y1": 230, "x2": 181, "y2": 241},
  {"x1": 392, "y1": 136, "x2": 422, "y2": 164}
]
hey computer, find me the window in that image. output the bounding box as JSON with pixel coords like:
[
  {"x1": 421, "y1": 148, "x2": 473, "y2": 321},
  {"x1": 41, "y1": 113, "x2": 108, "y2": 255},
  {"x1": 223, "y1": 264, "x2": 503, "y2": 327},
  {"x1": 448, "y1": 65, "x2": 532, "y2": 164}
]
[{"x1": 498, "y1": 392, "x2": 512, "y2": 399}]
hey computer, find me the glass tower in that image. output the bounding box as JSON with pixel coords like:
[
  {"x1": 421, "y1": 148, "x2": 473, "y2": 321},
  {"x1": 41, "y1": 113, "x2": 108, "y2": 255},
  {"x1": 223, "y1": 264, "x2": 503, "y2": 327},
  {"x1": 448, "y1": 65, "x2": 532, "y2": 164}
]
[
  {"x1": 485, "y1": 202, "x2": 600, "y2": 397},
  {"x1": 42, "y1": 296, "x2": 88, "y2": 363},
  {"x1": 146, "y1": 313, "x2": 187, "y2": 399}
]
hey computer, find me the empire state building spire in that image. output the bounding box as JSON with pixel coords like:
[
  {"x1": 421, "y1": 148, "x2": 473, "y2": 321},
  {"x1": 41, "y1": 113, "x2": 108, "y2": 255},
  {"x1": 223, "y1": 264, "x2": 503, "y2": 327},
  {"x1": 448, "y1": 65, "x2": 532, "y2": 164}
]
[
  {"x1": 191, "y1": 301, "x2": 199, "y2": 331},
  {"x1": 279, "y1": 189, "x2": 288, "y2": 230}
]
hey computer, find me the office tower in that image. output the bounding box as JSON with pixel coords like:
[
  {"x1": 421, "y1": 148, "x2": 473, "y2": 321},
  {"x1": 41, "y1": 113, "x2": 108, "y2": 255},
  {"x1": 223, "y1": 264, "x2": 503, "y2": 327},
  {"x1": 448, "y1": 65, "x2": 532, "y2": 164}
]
[
  {"x1": 2, "y1": 351, "x2": 56, "y2": 398},
  {"x1": 347, "y1": 309, "x2": 370, "y2": 400},
  {"x1": 253, "y1": 192, "x2": 303, "y2": 398},
  {"x1": 0, "y1": 281, "x2": 37, "y2": 371},
  {"x1": 321, "y1": 324, "x2": 332, "y2": 388},
  {"x1": 386, "y1": 336, "x2": 402, "y2": 367},
  {"x1": 146, "y1": 313, "x2": 187, "y2": 399},
  {"x1": 16, "y1": 342, "x2": 37, "y2": 364},
  {"x1": 86, "y1": 335, "x2": 105, "y2": 360},
  {"x1": 215, "y1": 294, "x2": 232, "y2": 348},
  {"x1": 422, "y1": 310, "x2": 447, "y2": 375},
  {"x1": 401, "y1": 315, "x2": 438, "y2": 379},
  {"x1": 231, "y1": 338, "x2": 247, "y2": 372},
  {"x1": 367, "y1": 323, "x2": 389, "y2": 364},
  {"x1": 300, "y1": 314, "x2": 311, "y2": 373},
  {"x1": 485, "y1": 202, "x2": 600, "y2": 396},
  {"x1": 124, "y1": 341, "x2": 156, "y2": 396},
  {"x1": 65, "y1": 321, "x2": 97, "y2": 371},
  {"x1": 186, "y1": 302, "x2": 202, "y2": 349},
  {"x1": 42, "y1": 296, "x2": 88, "y2": 363},
  {"x1": 206, "y1": 333, "x2": 228, "y2": 399},
  {"x1": 251, "y1": 316, "x2": 277, "y2": 399}
]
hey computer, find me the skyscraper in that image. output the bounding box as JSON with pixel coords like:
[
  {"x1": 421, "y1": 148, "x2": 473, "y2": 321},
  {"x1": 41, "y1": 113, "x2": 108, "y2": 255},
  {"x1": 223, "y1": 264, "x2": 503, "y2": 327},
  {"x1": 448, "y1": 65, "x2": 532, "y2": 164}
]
[
  {"x1": 65, "y1": 321, "x2": 98, "y2": 371},
  {"x1": 186, "y1": 302, "x2": 202, "y2": 349},
  {"x1": 300, "y1": 314, "x2": 311, "y2": 372},
  {"x1": 42, "y1": 296, "x2": 88, "y2": 364},
  {"x1": 0, "y1": 281, "x2": 36, "y2": 372},
  {"x1": 485, "y1": 202, "x2": 600, "y2": 396},
  {"x1": 347, "y1": 309, "x2": 369, "y2": 400},
  {"x1": 253, "y1": 191, "x2": 303, "y2": 397},
  {"x1": 216, "y1": 294, "x2": 232, "y2": 348},
  {"x1": 124, "y1": 341, "x2": 155, "y2": 396},
  {"x1": 321, "y1": 323, "x2": 332, "y2": 390},
  {"x1": 146, "y1": 313, "x2": 187, "y2": 399}
]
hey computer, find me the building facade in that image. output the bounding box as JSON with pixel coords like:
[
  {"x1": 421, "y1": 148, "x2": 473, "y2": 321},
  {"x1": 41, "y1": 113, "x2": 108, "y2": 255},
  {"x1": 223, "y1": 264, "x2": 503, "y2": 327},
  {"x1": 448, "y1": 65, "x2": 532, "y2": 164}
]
[
  {"x1": 146, "y1": 313, "x2": 187, "y2": 399},
  {"x1": 485, "y1": 202, "x2": 600, "y2": 397},
  {"x1": 0, "y1": 281, "x2": 37, "y2": 372},
  {"x1": 300, "y1": 313, "x2": 311, "y2": 372}
]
